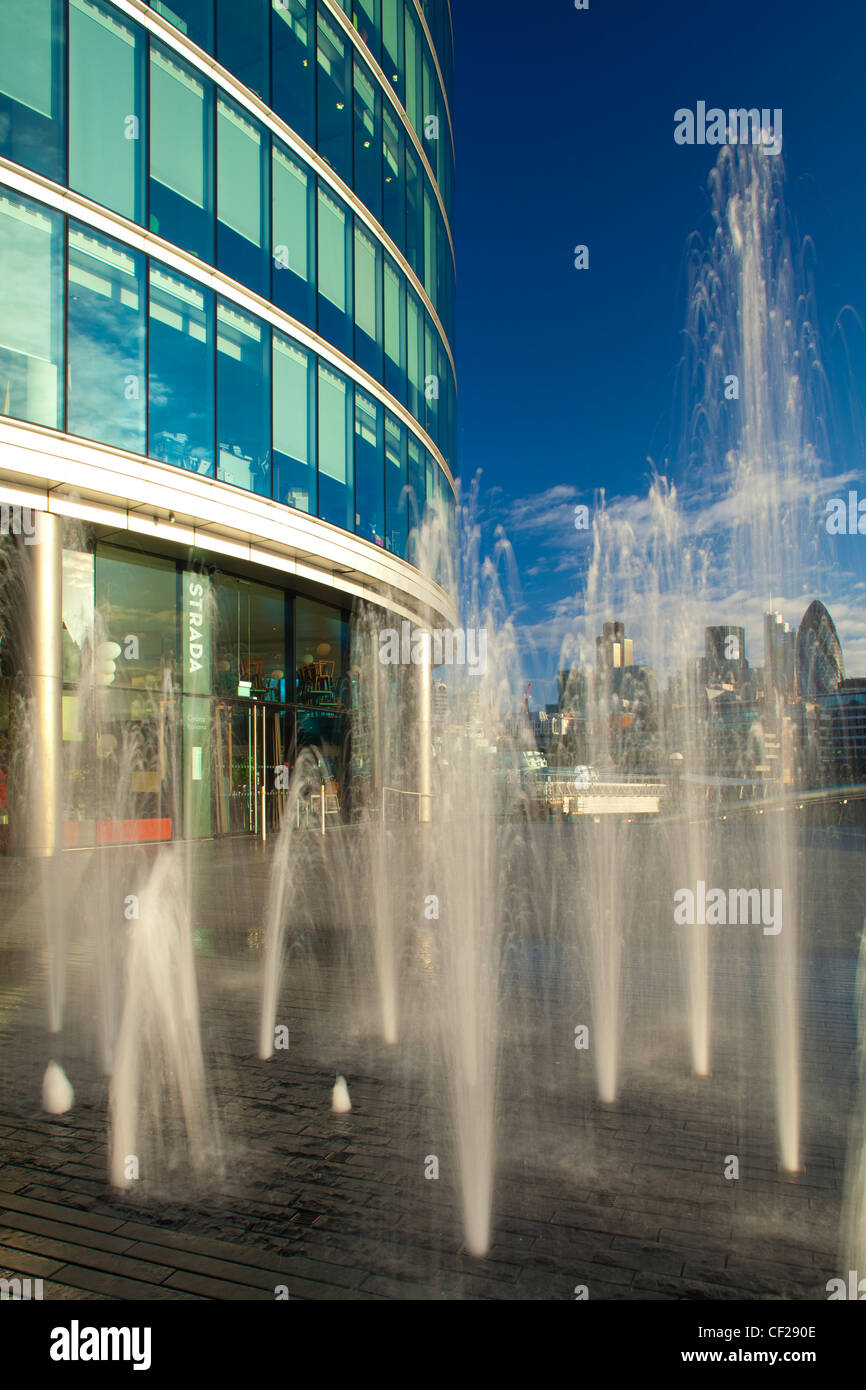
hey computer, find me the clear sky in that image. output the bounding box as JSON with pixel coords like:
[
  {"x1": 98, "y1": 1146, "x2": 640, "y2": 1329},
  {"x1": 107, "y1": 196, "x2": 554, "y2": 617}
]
[{"x1": 451, "y1": 0, "x2": 866, "y2": 704}]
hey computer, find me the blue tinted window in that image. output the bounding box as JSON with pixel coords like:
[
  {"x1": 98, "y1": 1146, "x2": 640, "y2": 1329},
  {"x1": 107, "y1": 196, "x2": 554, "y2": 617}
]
[
  {"x1": 150, "y1": 0, "x2": 214, "y2": 51},
  {"x1": 318, "y1": 363, "x2": 352, "y2": 531},
  {"x1": 382, "y1": 105, "x2": 404, "y2": 250},
  {"x1": 216, "y1": 0, "x2": 269, "y2": 100},
  {"x1": 217, "y1": 98, "x2": 269, "y2": 297},
  {"x1": 69, "y1": 0, "x2": 146, "y2": 224},
  {"x1": 0, "y1": 188, "x2": 64, "y2": 430},
  {"x1": 354, "y1": 222, "x2": 382, "y2": 381},
  {"x1": 406, "y1": 287, "x2": 423, "y2": 421},
  {"x1": 216, "y1": 300, "x2": 270, "y2": 496},
  {"x1": 317, "y1": 4, "x2": 351, "y2": 184},
  {"x1": 353, "y1": 57, "x2": 382, "y2": 223},
  {"x1": 385, "y1": 413, "x2": 407, "y2": 559},
  {"x1": 381, "y1": 0, "x2": 403, "y2": 103},
  {"x1": 383, "y1": 253, "x2": 405, "y2": 402},
  {"x1": 273, "y1": 334, "x2": 315, "y2": 512},
  {"x1": 67, "y1": 223, "x2": 146, "y2": 453},
  {"x1": 317, "y1": 184, "x2": 352, "y2": 356},
  {"x1": 352, "y1": 0, "x2": 380, "y2": 63},
  {"x1": 354, "y1": 389, "x2": 383, "y2": 545},
  {"x1": 407, "y1": 432, "x2": 424, "y2": 564},
  {"x1": 149, "y1": 44, "x2": 213, "y2": 262},
  {"x1": 271, "y1": 0, "x2": 315, "y2": 145},
  {"x1": 405, "y1": 147, "x2": 423, "y2": 280},
  {"x1": 0, "y1": 0, "x2": 64, "y2": 182},
  {"x1": 272, "y1": 144, "x2": 315, "y2": 326},
  {"x1": 148, "y1": 265, "x2": 214, "y2": 476}
]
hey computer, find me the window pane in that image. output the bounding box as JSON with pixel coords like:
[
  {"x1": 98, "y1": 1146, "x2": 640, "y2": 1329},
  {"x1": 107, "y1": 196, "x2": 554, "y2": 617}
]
[
  {"x1": 271, "y1": 0, "x2": 314, "y2": 145},
  {"x1": 352, "y1": 0, "x2": 380, "y2": 64},
  {"x1": 383, "y1": 255, "x2": 405, "y2": 401},
  {"x1": 149, "y1": 44, "x2": 213, "y2": 261},
  {"x1": 317, "y1": 185, "x2": 352, "y2": 354},
  {"x1": 405, "y1": 146, "x2": 423, "y2": 279},
  {"x1": 385, "y1": 412, "x2": 407, "y2": 559},
  {"x1": 215, "y1": 571, "x2": 285, "y2": 695},
  {"x1": 317, "y1": 363, "x2": 352, "y2": 530},
  {"x1": 317, "y1": 4, "x2": 351, "y2": 184},
  {"x1": 148, "y1": 265, "x2": 214, "y2": 476},
  {"x1": 354, "y1": 389, "x2": 383, "y2": 545},
  {"x1": 216, "y1": 0, "x2": 269, "y2": 101},
  {"x1": 407, "y1": 433, "x2": 424, "y2": 563},
  {"x1": 67, "y1": 223, "x2": 145, "y2": 452},
  {"x1": 0, "y1": 0, "x2": 64, "y2": 181},
  {"x1": 273, "y1": 334, "x2": 315, "y2": 513},
  {"x1": 425, "y1": 316, "x2": 438, "y2": 442},
  {"x1": 382, "y1": 106, "x2": 404, "y2": 250},
  {"x1": 217, "y1": 99, "x2": 268, "y2": 296},
  {"x1": 406, "y1": 288, "x2": 423, "y2": 421},
  {"x1": 272, "y1": 144, "x2": 314, "y2": 325},
  {"x1": 69, "y1": 0, "x2": 145, "y2": 223},
  {"x1": 381, "y1": 0, "x2": 403, "y2": 102},
  {"x1": 216, "y1": 301, "x2": 270, "y2": 496},
  {"x1": 424, "y1": 187, "x2": 436, "y2": 302},
  {"x1": 354, "y1": 223, "x2": 381, "y2": 380},
  {"x1": 150, "y1": 0, "x2": 213, "y2": 51},
  {"x1": 404, "y1": 7, "x2": 421, "y2": 134},
  {"x1": 353, "y1": 58, "x2": 381, "y2": 221},
  {"x1": 0, "y1": 189, "x2": 63, "y2": 429}
]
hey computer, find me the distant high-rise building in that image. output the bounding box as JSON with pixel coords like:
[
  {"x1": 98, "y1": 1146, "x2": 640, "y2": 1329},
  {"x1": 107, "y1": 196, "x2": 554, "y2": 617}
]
[
  {"x1": 705, "y1": 625, "x2": 747, "y2": 681},
  {"x1": 796, "y1": 600, "x2": 844, "y2": 697},
  {"x1": 765, "y1": 612, "x2": 795, "y2": 694},
  {"x1": 597, "y1": 621, "x2": 634, "y2": 670}
]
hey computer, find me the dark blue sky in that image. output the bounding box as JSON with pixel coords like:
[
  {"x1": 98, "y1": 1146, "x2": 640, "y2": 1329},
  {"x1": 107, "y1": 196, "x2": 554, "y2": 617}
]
[{"x1": 451, "y1": 0, "x2": 866, "y2": 699}]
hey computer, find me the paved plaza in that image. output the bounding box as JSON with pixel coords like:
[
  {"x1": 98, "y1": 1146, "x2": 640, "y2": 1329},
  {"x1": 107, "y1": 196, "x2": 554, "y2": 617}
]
[{"x1": 0, "y1": 827, "x2": 863, "y2": 1301}]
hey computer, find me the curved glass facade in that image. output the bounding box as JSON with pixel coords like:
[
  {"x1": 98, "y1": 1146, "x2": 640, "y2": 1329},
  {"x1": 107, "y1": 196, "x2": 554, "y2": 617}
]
[
  {"x1": 796, "y1": 600, "x2": 845, "y2": 699},
  {"x1": 0, "y1": 0, "x2": 456, "y2": 563}
]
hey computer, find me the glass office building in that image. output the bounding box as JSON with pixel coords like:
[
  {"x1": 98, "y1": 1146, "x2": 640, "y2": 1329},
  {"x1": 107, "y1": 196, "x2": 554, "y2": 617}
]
[{"x1": 0, "y1": 0, "x2": 456, "y2": 852}]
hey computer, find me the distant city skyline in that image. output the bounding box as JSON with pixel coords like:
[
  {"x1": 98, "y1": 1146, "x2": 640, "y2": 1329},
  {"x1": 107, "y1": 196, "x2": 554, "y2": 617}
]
[{"x1": 453, "y1": 0, "x2": 866, "y2": 703}]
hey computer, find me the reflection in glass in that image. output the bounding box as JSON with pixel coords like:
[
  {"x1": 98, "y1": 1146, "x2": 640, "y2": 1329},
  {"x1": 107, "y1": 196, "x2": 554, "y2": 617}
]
[
  {"x1": 382, "y1": 106, "x2": 404, "y2": 250},
  {"x1": 149, "y1": 44, "x2": 213, "y2": 261},
  {"x1": 150, "y1": 0, "x2": 214, "y2": 51},
  {"x1": 383, "y1": 254, "x2": 406, "y2": 402},
  {"x1": 69, "y1": 0, "x2": 145, "y2": 223},
  {"x1": 272, "y1": 144, "x2": 314, "y2": 326},
  {"x1": 354, "y1": 389, "x2": 384, "y2": 545},
  {"x1": 353, "y1": 59, "x2": 381, "y2": 222},
  {"x1": 67, "y1": 223, "x2": 146, "y2": 453},
  {"x1": 148, "y1": 266, "x2": 214, "y2": 476},
  {"x1": 272, "y1": 0, "x2": 315, "y2": 145},
  {"x1": 0, "y1": 190, "x2": 64, "y2": 429},
  {"x1": 317, "y1": 185, "x2": 352, "y2": 355},
  {"x1": 0, "y1": 0, "x2": 64, "y2": 181},
  {"x1": 216, "y1": 0, "x2": 269, "y2": 101},
  {"x1": 318, "y1": 363, "x2": 353, "y2": 531},
  {"x1": 354, "y1": 223, "x2": 382, "y2": 381},
  {"x1": 317, "y1": 4, "x2": 351, "y2": 184},
  {"x1": 216, "y1": 300, "x2": 270, "y2": 496},
  {"x1": 385, "y1": 413, "x2": 407, "y2": 559},
  {"x1": 217, "y1": 98, "x2": 268, "y2": 297},
  {"x1": 273, "y1": 334, "x2": 315, "y2": 513}
]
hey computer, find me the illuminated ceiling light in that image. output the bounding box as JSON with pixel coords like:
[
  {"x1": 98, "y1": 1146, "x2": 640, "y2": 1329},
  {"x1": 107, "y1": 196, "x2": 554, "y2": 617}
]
[{"x1": 336, "y1": 102, "x2": 344, "y2": 110}]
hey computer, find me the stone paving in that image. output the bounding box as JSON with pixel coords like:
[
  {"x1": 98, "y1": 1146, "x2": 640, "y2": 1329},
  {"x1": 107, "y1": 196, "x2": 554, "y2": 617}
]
[{"x1": 0, "y1": 827, "x2": 863, "y2": 1300}]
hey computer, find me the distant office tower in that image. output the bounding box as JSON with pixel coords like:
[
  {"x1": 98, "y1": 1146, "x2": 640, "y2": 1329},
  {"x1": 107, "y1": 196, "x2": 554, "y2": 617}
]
[
  {"x1": 596, "y1": 621, "x2": 634, "y2": 670},
  {"x1": 796, "y1": 600, "x2": 844, "y2": 698},
  {"x1": 765, "y1": 611, "x2": 795, "y2": 694},
  {"x1": 705, "y1": 625, "x2": 747, "y2": 679}
]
